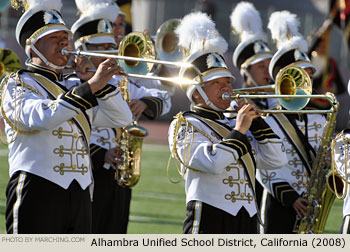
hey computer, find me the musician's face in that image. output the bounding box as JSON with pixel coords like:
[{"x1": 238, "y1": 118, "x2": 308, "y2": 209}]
[
  {"x1": 32, "y1": 31, "x2": 71, "y2": 71},
  {"x1": 112, "y1": 15, "x2": 126, "y2": 47},
  {"x1": 85, "y1": 43, "x2": 117, "y2": 66},
  {"x1": 75, "y1": 43, "x2": 117, "y2": 81},
  {"x1": 246, "y1": 58, "x2": 272, "y2": 87},
  {"x1": 193, "y1": 77, "x2": 232, "y2": 110}
]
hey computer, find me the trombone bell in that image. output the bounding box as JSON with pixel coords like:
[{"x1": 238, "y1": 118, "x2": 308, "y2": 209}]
[
  {"x1": 161, "y1": 32, "x2": 177, "y2": 54},
  {"x1": 227, "y1": 65, "x2": 313, "y2": 111},
  {"x1": 118, "y1": 32, "x2": 155, "y2": 75},
  {"x1": 123, "y1": 43, "x2": 140, "y2": 67},
  {"x1": 275, "y1": 66, "x2": 312, "y2": 110},
  {"x1": 155, "y1": 19, "x2": 183, "y2": 63}
]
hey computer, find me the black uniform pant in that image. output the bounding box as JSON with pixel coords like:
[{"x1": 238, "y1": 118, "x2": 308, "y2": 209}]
[
  {"x1": 263, "y1": 192, "x2": 297, "y2": 233},
  {"x1": 92, "y1": 164, "x2": 131, "y2": 234},
  {"x1": 183, "y1": 200, "x2": 258, "y2": 234},
  {"x1": 6, "y1": 171, "x2": 92, "y2": 234}
]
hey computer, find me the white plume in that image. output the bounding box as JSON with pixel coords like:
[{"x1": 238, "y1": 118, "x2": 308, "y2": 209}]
[
  {"x1": 26, "y1": 0, "x2": 63, "y2": 12},
  {"x1": 75, "y1": 0, "x2": 118, "y2": 23},
  {"x1": 268, "y1": 11, "x2": 308, "y2": 52},
  {"x1": 230, "y1": 1, "x2": 266, "y2": 42},
  {"x1": 176, "y1": 12, "x2": 228, "y2": 56}
]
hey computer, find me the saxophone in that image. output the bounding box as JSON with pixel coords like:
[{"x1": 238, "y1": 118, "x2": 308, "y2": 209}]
[
  {"x1": 294, "y1": 92, "x2": 339, "y2": 234},
  {"x1": 115, "y1": 76, "x2": 148, "y2": 187}
]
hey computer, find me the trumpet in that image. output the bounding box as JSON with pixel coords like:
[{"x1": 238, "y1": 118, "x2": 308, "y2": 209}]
[{"x1": 61, "y1": 47, "x2": 201, "y2": 85}]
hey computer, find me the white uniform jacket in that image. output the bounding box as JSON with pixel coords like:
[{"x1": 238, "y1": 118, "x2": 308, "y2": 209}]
[
  {"x1": 89, "y1": 75, "x2": 171, "y2": 170},
  {"x1": 332, "y1": 129, "x2": 350, "y2": 217},
  {"x1": 168, "y1": 106, "x2": 287, "y2": 217},
  {"x1": 255, "y1": 98, "x2": 326, "y2": 207},
  {"x1": 1, "y1": 64, "x2": 132, "y2": 190}
]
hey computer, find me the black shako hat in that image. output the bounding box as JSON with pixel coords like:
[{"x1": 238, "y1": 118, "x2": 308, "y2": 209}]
[{"x1": 14, "y1": 0, "x2": 71, "y2": 57}]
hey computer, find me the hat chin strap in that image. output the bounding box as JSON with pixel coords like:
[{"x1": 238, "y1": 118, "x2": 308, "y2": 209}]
[
  {"x1": 30, "y1": 44, "x2": 66, "y2": 70},
  {"x1": 196, "y1": 86, "x2": 225, "y2": 112},
  {"x1": 242, "y1": 68, "x2": 258, "y2": 87}
]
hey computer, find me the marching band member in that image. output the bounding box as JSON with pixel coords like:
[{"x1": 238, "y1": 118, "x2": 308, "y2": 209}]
[
  {"x1": 231, "y1": 2, "x2": 273, "y2": 91},
  {"x1": 111, "y1": 2, "x2": 176, "y2": 96},
  {"x1": 70, "y1": 0, "x2": 171, "y2": 233},
  {"x1": 230, "y1": 1, "x2": 274, "y2": 232},
  {"x1": 1, "y1": 0, "x2": 132, "y2": 234},
  {"x1": 255, "y1": 10, "x2": 328, "y2": 233},
  {"x1": 168, "y1": 12, "x2": 287, "y2": 234},
  {"x1": 330, "y1": 130, "x2": 350, "y2": 234},
  {"x1": 111, "y1": 1, "x2": 127, "y2": 46}
]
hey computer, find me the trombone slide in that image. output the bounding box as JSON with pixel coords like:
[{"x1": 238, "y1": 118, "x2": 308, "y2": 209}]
[
  {"x1": 86, "y1": 68, "x2": 199, "y2": 85},
  {"x1": 62, "y1": 48, "x2": 193, "y2": 69},
  {"x1": 62, "y1": 48, "x2": 201, "y2": 85}
]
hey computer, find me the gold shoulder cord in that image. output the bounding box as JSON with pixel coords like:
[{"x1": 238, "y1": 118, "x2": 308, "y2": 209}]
[
  {"x1": 167, "y1": 112, "x2": 215, "y2": 183},
  {"x1": 0, "y1": 72, "x2": 42, "y2": 145}
]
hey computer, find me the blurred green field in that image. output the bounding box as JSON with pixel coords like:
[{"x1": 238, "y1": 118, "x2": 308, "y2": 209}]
[{"x1": 0, "y1": 144, "x2": 344, "y2": 234}]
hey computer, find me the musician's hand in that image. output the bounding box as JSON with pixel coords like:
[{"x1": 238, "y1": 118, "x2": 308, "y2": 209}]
[
  {"x1": 233, "y1": 100, "x2": 246, "y2": 111},
  {"x1": 234, "y1": 103, "x2": 260, "y2": 134},
  {"x1": 75, "y1": 56, "x2": 95, "y2": 81},
  {"x1": 104, "y1": 146, "x2": 124, "y2": 169},
  {"x1": 129, "y1": 99, "x2": 147, "y2": 120},
  {"x1": 293, "y1": 197, "x2": 310, "y2": 218},
  {"x1": 88, "y1": 59, "x2": 125, "y2": 93}
]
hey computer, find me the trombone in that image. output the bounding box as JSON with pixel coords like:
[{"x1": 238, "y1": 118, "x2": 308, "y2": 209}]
[
  {"x1": 222, "y1": 93, "x2": 338, "y2": 114},
  {"x1": 61, "y1": 47, "x2": 201, "y2": 86},
  {"x1": 222, "y1": 65, "x2": 338, "y2": 114}
]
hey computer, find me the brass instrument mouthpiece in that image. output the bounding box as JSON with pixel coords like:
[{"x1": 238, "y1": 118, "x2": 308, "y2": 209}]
[{"x1": 222, "y1": 93, "x2": 231, "y2": 100}]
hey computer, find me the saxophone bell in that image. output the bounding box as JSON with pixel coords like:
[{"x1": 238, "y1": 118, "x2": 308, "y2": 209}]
[
  {"x1": 127, "y1": 124, "x2": 148, "y2": 137},
  {"x1": 115, "y1": 123, "x2": 148, "y2": 187}
]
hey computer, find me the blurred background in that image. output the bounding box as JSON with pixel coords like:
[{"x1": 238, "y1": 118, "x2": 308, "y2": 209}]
[{"x1": 1, "y1": 0, "x2": 349, "y2": 129}]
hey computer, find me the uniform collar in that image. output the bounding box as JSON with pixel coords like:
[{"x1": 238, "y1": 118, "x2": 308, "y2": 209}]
[
  {"x1": 26, "y1": 62, "x2": 63, "y2": 82},
  {"x1": 191, "y1": 106, "x2": 225, "y2": 120}
]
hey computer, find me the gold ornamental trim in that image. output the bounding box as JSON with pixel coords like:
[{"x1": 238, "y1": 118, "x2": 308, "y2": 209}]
[{"x1": 26, "y1": 72, "x2": 91, "y2": 142}]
